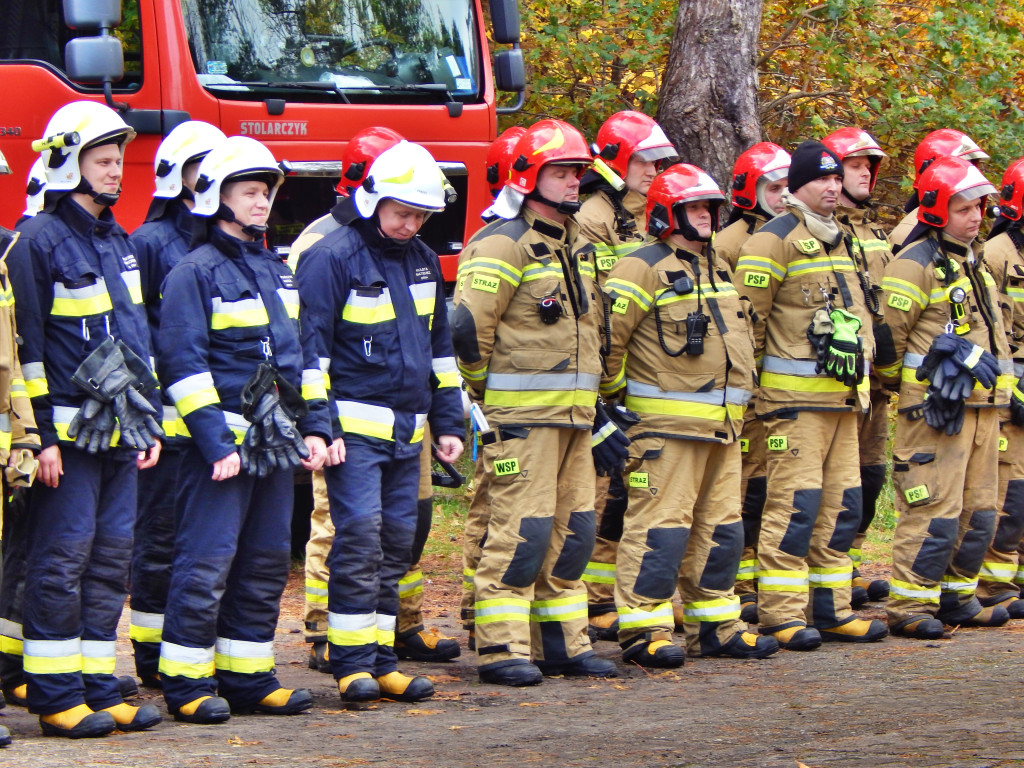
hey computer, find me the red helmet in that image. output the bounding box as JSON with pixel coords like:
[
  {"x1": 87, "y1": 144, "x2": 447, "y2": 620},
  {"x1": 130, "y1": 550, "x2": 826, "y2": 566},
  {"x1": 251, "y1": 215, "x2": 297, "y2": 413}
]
[
  {"x1": 337, "y1": 126, "x2": 404, "y2": 195},
  {"x1": 730, "y1": 142, "x2": 790, "y2": 211},
  {"x1": 916, "y1": 155, "x2": 997, "y2": 228},
  {"x1": 507, "y1": 119, "x2": 591, "y2": 195},
  {"x1": 999, "y1": 157, "x2": 1024, "y2": 222},
  {"x1": 912, "y1": 129, "x2": 988, "y2": 189},
  {"x1": 646, "y1": 163, "x2": 725, "y2": 242},
  {"x1": 590, "y1": 111, "x2": 677, "y2": 180},
  {"x1": 486, "y1": 126, "x2": 526, "y2": 197},
  {"x1": 822, "y1": 127, "x2": 886, "y2": 192}
]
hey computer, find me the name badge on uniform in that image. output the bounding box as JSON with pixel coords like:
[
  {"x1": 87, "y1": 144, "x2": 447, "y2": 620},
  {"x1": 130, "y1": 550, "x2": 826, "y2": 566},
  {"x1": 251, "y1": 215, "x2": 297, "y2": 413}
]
[
  {"x1": 767, "y1": 435, "x2": 788, "y2": 451},
  {"x1": 494, "y1": 458, "x2": 520, "y2": 476},
  {"x1": 280, "y1": 273, "x2": 295, "y2": 288},
  {"x1": 888, "y1": 293, "x2": 913, "y2": 312},
  {"x1": 629, "y1": 472, "x2": 649, "y2": 488},
  {"x1": 471, "y1": 275, "x2": 500, "y2": 293},
  {"x1": 743, "y1": 271, "x2": 770, "y2": 289},
  {"x1": 596, "y1": 255, "x2": 618, "y2": 272},
  {"x1": 796, "y1": 239, "x2": 820, "y2": 254},
  {"x1": 122, "y1": 253, "x2": 139, "y2": 270}
]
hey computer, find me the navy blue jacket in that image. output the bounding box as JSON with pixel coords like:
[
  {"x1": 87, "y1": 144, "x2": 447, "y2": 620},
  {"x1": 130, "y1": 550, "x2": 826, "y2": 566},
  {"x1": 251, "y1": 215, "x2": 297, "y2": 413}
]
[
  {"x1": 295, "y1": 211, "x2": 463, "y2": 459},
  {"x1": 158, "y1": 225, "x2": 332, "y2": 465},
  {"x1": 7, "y1": 195, "x2": 157, "y2": 451}
]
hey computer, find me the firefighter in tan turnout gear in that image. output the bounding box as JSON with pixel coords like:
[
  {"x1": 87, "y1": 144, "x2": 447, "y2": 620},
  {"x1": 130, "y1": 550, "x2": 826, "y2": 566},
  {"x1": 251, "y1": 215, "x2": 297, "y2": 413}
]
[
  {"x1": 821, "y1": 127, "x2": 894, "y2": 607},
  {"x1": 975, "y1": 158, "x2": 1024, "y2": 617},
  {"x1": 452, "y1": 119, "x2": 617, "y2": 686},
  {"x1": 879, "y1": 156, "x2": 1013, "y2": 637},
  {"x1": 715, "y1": 142, "x2": 791, "y2": 623},
  {"x1": 600, "y1": 163, "x2": 779, "y2": 666},
  {"x1": 574, "y1": 111, "x2": 677, "y2": 640},
  {"x1": 734, "y1": 140, "x2": 888, "y2": 650}
]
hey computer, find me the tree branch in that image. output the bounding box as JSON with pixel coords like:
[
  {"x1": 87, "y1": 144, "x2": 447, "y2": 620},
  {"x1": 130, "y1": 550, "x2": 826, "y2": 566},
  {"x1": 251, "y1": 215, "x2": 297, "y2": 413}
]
[
  {"x1": 757, "y1": 4, "x2": 827, "y2": 67},
  {"x1": 759, "y1": 88, "x2": 846, "y2": 116}
]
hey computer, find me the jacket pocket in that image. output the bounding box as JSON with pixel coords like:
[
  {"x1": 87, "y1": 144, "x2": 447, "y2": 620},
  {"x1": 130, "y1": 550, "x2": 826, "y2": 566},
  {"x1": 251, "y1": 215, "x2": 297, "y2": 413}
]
[{"x1": 892, "y1": 448, "x2": 939, "y2": 508}]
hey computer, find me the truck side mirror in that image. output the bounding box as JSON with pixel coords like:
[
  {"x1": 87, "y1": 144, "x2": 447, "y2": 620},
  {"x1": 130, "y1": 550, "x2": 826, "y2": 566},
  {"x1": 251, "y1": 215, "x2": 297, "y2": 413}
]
[
  {"x1": 489, "y1": 0, "x2": 520, "y2": 44},
  {"x1": 66, "y1": 35, "x2": 124, "y2": 84},
  {"x1": 493, "y1": 48, "x2": 525, "y2": 93},
  {"x1": 63, "y1": 0, "x2": 122, "y2": 29}
]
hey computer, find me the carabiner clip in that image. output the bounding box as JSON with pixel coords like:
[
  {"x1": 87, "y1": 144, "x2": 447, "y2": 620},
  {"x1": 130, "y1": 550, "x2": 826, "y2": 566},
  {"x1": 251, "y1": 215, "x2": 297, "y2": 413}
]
[{"x1": 260, "y1": 336, "x2": 272, "y2": 359}]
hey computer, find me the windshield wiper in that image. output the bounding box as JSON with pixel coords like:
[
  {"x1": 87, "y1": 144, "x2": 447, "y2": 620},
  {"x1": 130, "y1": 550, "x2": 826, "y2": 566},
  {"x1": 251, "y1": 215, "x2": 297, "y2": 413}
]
[{"x1": 205, "y1": 81, "x2": 352, "y2": 102}]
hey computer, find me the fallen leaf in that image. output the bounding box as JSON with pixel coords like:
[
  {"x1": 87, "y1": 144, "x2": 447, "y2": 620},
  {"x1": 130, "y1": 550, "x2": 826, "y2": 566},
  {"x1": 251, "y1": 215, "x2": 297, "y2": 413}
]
[
  {"x1": 227, "y1": 735, "x2": 261, "y2": 746},
  {"x1": 426, "y1": 674, "x2": 463, "y2": 683},
  {"x1": 405, "y1": 708, "x2": 445, "y2": 716},
  {"x1": 518, "y1": 702, "x2": 545, "y2": 707},
  {"x1": 449, "y1": 725, "x2": 467, "y2": 730}
]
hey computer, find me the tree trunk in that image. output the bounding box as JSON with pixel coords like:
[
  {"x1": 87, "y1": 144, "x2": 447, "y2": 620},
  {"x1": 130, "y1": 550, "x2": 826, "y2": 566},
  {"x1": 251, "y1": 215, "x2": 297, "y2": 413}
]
[{"x1": 657, "y1": 0, "x2": 763, "y2": 193}]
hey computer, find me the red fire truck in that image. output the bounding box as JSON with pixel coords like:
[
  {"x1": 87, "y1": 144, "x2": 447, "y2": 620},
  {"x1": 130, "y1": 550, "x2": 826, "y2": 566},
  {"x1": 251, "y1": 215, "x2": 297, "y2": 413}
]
[{"x1": 0, "y1": 0, "x2": 525, "y2": 282}]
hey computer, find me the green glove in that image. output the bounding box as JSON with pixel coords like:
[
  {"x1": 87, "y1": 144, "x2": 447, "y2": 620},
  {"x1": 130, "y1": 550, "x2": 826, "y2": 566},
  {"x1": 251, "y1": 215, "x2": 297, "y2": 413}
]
[{"x1": 822, "y1": 308, "x2": 864, "y2": 387}]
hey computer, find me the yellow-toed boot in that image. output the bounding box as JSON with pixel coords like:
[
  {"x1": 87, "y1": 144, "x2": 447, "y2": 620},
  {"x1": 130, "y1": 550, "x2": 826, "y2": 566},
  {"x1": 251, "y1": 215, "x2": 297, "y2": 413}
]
[
  {"x1": 101, "y1": 702, "x2": 163, "y2": 731},
  {"x1": 172, "y1": 695, "x2": 231, "y2": 724},
  {"x1": 39, "y1": 704, "x2": 116, "y2": 739},
  {"x1": 376, "y1": 670, "x2": 434, "y2": 702},
  {"x1": 338, "y1": 672, "x2": 379, "y2": 704},
  {"x1": 234, "y1": 687, "x2": 312, "y2": 715}
]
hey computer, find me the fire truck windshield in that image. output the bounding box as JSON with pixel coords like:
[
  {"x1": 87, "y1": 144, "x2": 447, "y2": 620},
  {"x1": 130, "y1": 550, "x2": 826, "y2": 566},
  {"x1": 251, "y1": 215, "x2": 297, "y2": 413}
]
[{"x1": 182, "y1": 0, "x2": 482, "y2": 103}]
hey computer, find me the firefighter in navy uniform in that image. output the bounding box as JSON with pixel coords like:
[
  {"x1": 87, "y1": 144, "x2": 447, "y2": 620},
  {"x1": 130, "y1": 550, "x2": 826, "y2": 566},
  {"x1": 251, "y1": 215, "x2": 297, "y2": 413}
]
[
  {"x1": 714, "y1": 142, "x2": 791, "y2": 623},
  {"x1": 452, "y1": 119, "x2": 618, "y2": 686},
  {"x1": 157, "y1": 136, "x2": 333, "y2": 723},
  {"x1": 574, "y1": 111, "x2": 677, "y2": 640},
  {"x1": 601, "y1": 164, "x2": 779, "y2": 666},
  {"x1": 292, "y1": 128, "x2": 462, "y2": 671},
  {"x1": 821, "y1": 127, "x2": 895, "y2": 607},
  {"x1": 879, "y1": 156, "x2": 1013, "y2": 637},
  {"x1": 128, "y1": 120, "x2": 226, "y2": 689},
  {"x1": 7, "y1": 101, "x2": 164, "y2": 738},
  {"x1": 295, "y1": 141, "x2": 464, "y2": 706},
  {"x1": 890, "y1": 130, "x2": 989, "y2": 252},
  {"x1": 734, "y1": 140, "x2": 888, "y2": 650},
  {"x1": 975, "y1": 157, "x2": 1024, "y2": 618}
]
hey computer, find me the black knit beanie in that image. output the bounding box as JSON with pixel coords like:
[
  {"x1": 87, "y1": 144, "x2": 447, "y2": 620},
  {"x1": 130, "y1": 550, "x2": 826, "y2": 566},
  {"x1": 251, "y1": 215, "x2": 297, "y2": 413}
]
[{"x1": 788, "y1": 140, "x2": 844, "y2": 193}]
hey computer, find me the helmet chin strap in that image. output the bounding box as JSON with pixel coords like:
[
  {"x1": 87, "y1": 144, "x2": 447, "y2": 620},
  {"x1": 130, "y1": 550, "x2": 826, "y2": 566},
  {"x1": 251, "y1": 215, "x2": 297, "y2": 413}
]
[
  {"x1": 526, "y1": 189, "x2": 581, "y2": 215},
  {"x1": 674, "y1": 205, "x2": 713, "y2": 242},
  {"x1": 215, "y1": 202, "x2": 267, "y2": 239},
  {"x1": 843, "y1": 186, "x2": 871, "y2": 207},
  {"x1": 75, "y1": 178, "x2": 120, "y2": 207}
]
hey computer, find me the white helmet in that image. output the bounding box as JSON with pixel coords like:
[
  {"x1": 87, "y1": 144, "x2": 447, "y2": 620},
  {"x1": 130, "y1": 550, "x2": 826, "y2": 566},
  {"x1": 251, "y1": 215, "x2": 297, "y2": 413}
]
[
  {"x1": 354, "y1": 141, "x2": 447, "y2": 218},
  {"x1": 192, "y1": 136, "x2": 286, "y2": 217},
  {"x1": 24, "y1": 157, "x2": 47, "y2": 218},
  {"x1": 38, "y1": 100, "x2": 135, "y2": 192},
  {"x1": 153, "y1": 121, "x2": 227, "y2": 198},
  {"x1": 0, "y1": 148, "x2": 9, "y2": 175}
]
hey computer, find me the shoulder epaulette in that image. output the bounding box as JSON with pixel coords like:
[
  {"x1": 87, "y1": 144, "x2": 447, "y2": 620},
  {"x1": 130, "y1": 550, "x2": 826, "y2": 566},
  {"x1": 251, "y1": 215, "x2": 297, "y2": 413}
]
[{"x1": 758, "y1": 212, "x2": 799, "y2": 239}]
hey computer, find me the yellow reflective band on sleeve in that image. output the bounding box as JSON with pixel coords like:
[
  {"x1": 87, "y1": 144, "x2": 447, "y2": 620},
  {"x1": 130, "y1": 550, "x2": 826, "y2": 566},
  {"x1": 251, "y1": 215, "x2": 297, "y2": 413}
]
[
  {"x1": 808, "y1": 566, "x2": 853, "y2": 588},
  {"x1": 210, "y1": 296, "x2": 270, "y2": 329},
  {"x1": 51, "y1": 279, "x2": 114, "y2": 317},
  {"x1": 581, "y1": 561, "x2": 616, "y2": 584},
  {"x1": 521, "y1": 262, "x2": 565, "y2": 283},
  {"x1": 122, "y1": 269, "x2": 144, "y2": 305},
  {"x1": 483, "y1": 388, "x2": 597, "y2": 409},
  {"x1": 876, "y1": 361, "x2": 902, "y2": 379},
  {"x1": 168, "y1": 372, "x2": 220, "y2": 416},
  {"x1": 462, "y1": 568, "x2": 475, "y2": 590},
  {"x1": 757, "y1": 569, "x2": 809, "y2": 592},
  {"x1": 617, "y1": 602, "x2": 673, "y2": 630},
  {"x1": 327, "y1": 612, "x2": 378, "y2": 647},
  {"x1": 22, "y1": 638, "x2": 82, "y2": 675},
  {"x1": 474, "y1": 598, "x2": 530, "y2": 624},
  {"x1": 10, "y1": 377, "x2": 27, "y2": 397},
  {"x1": 464, "y1": 257, "x2": 523, "y2": 288},
  {"x1": 0, "y1": 429, "x2": 10, "y2": 453},
  {"x1": 129, "y1": 611, "x2": 164, "y2": 644},
  {"x1": 530, "y1": 595, "x2": 587, "y2": 623},
  {"x1": 305, "y1": 578, "x2": 329, "y2": 605},
  {"x1": 458, "y1": 361, "x2": 488, "y2": 382},
  {"x1": 604, "y1": 277, "x2": 653, "y2": 311},
  {"x1": 301, "y1": 368, "x2": 328, "y2": 401},
  {"x1": 433, "y1": 356, "x2": 460, "y2": 389},
  {"x1": 25, "y1": 379, "x2": 49, "y2": 398},
  {"x1": 682, "y1": 596, "x2": 741, "y2": 622},
  {"x1": 159, "y1": 641, "x2": 216, "y2": 679},
  {"x1": 277, "y1": 287, "x2": 300, "y2": 320},
  {"x1": 889, "y1": 579, "x2": 940, "y2": 603},
  {"x1": 214, "y1": 638, "x2": 275, "y2": 674},
  {"x1": 736, "y1": 255, "x2": 786, "y2": 281},
  {"x1": 881, "y1": 277, "x2": 928, "y2": 309},
  {"x1": 81, "y1": 640, "x2": 117, "y2": 675},
  {"x1": 398, "y1": 570, "x2": 424, "y2": 599}
]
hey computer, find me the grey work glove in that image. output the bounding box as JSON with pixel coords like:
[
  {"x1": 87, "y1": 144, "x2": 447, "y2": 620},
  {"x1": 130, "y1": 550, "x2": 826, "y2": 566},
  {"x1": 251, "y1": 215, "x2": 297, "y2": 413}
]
[
  {"x1": 67, "y1": 398, "x2": 118, "y2": 454},
  {"x1": 113, "y1": 387, "x2": 163, "y2": 450}
]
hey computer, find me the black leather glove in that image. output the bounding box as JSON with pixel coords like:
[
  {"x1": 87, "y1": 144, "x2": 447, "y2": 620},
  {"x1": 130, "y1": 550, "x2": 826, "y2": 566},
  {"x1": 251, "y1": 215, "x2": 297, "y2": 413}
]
[
  {"x1": 67, "y1": 398, "x2": 118, "y2": 454},
  {"x1": 917, "y1": 332, "x2": 1000, "y2": 389},
  {"x1": 592, "y1": 401, "x2": 631, "y2": 477},
  {"x1": 239, "y1": 390, "x2": 310, "y2": 477},
  {"x1": 113, "y1": 387, "x2": 163, "y2": 450}
]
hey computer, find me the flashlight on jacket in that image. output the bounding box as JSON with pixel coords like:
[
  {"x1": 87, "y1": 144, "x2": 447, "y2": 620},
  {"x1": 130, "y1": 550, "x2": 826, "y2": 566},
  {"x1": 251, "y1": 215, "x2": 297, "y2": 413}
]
[
  {"x1": 32, "y1": 131, "x2": 81, "y2": 153},
  {"x1": 592, "y1": 157, "x2": 626, "y2": 191}
]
